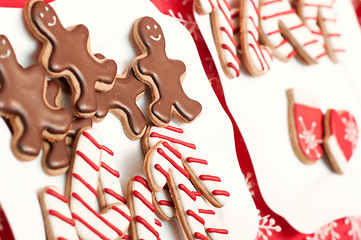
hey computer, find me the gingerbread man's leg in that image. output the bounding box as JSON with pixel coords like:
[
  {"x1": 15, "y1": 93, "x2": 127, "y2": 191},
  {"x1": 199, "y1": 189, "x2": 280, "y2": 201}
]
[
  {"x1": 124, "y1": 103, "x2": 147, "y2": 136},
  {"x1": 16, "y1": 120, "x2": 43, "y2": 157},
  {"x1": 173, "y1": 94, "x2": 202, "y2": 122},
  {"x1": 74, "y1": 79, "x2": 98, "y2": 115},
  {"x1": 151, "y1": 99, "x2": 173, "y2": 125},
  {"x1": 45, "y1": 140, "x2": 70, "y2": 170},
  {"x1": 44, "y1": 108, "x2": 72, "y2": 136}
]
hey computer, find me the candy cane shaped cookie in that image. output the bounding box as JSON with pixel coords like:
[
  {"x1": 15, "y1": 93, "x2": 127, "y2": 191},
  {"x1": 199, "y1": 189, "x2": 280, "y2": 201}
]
[
  {"x1": 259, "y1": 0, "x2": 325, "y2": 64},
  {"x1": 152, "y1": 188, "x2": 176, "y2": 221},
  {"x1": 298, "y1": 0, "x2": 345, "y2": 63},
  {"x1": 67, "y1": 128, "x2": 131, "y2": 239},
  {"x1": 127, "y1": 176, "x2": 163, "y2": 240},
  {"x1": 39, "y1": 186, "x2": 79, "y2": 240},
  {"x1": 195, "y1": 0, "x2": 241, "y2": 78},
  {"x1": 240, "y1": 0, "x2": 273, "y2": 76},
  {"x1": 145, "y1": 141, "x2": 209, "y2": 240},
  {"x1": 143, "y1": 123, "x2": 230, "y2": 208}
]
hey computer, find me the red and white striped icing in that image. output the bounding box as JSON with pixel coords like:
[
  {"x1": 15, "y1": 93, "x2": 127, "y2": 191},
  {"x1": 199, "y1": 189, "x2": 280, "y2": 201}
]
[
  {"x1": 153, "y1": 188, "x2": 176, "y2": 220},
  {"x1": 147, "y1": 141, "x2": 208, "y2": 239},
  {"x1": 197, "y1": 0, "x2": 241, "y2": 78},
  {"x1": 129, "y1": 176, "x2": 162, "y2": 240},
  {"x1": 69, "y1": 128, "x2": 131, "y2": 240},
  {"x1": 260, "y1": 0, "x2": 325, "y2": 62},
  {"x1": 147, "y1": 123, "x2": 230, "y2": 207},
  {"x1": 41, "y1": 186, "x2": 79, "y2": 240},
  {"x1": 238, "y1": 0, "x2": 273, "y2": 75},
  {"x1": 299, "y1": 0, "x2": 345, "y2": 62}
]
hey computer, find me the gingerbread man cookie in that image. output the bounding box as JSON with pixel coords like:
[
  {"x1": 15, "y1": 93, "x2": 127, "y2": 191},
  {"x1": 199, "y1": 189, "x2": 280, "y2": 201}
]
[
  {"x1": 25, "y1": 0, "x2": 117, "y2": 118},
  {"x1": 42, "y1": 81, "x2": 92, "y2": 176},
  {"x1": 0, "y1": 35, "x2": 72, "y2": 161},
  {"x1": 132, "y1": 16, "x2": 202, "y2": 127},
  {"x1": 94, "y1": 64, "x2": 147, "y2": 140}
]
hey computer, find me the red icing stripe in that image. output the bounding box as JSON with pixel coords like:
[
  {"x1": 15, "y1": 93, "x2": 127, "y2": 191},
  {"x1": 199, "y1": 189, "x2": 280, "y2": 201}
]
[
  {"x1": 186, "y1": 157, "x2": 208, "y2": 165},
  {"x1": 287, "y1": 50, "x2": 297, "y2": 58},
  {"x1": 164, "y1": 125, "x2": 183, "y2": 133},
  {"x1": 305, "y1": 3, "x2": 332, "y2": 8},
  {"x1": 46, "y1": 188, "x2": 68, "y2": 204},
  {"x1": 134, "y1": 176, "x2": 152, "y2": 192},
  {"x1": 221, "y1": 43, "x2": 241, "y2": 65},
  {"x1": 82, "y1": 131, "x2": 114, "y2": 155},
  {"x1": 194, "y1": 232, "x2": 208, "y2": 240},
  {"x1": 111, "y1": 205, "x2": 132, "y2": 222},
  {"x1": 207, "y1": 228, "x2": 229, "y2": 234},
  {"x1": 199, "y1": 209, "x2": 216, "y2": 215},
  {"x1": 157, "y1": 148, "x2": 189, "y2": 179},
  {"x1": 304, "y1": 39, "x2": 318, "y2": 46},
  {"x1": 208, "y1": 0, "x2": 215, "y2": 10},
  {"x1": 72, "y1": 173, "x2": 98, "y2": 196},
  {"x1": 193, "y1": 191, "x2": 202, "y2": 197},
  {"x1": 162, "y1": 141, "x2": 182, "y2": 159},
  {"x1": 133, "y1": 190, "x2": 156, "y2": 212},
  {"x1": 155, "y1": 218, "x2": 162, "y2": 227},
  {"x1": 101, "y1": 145, "x2": 114, "y2": 156},
  {"x1": 227, "y1": 62, "x2": 241, "y2": 77},
  {"x1": 221, "y1": 27, "x2": 237, "y2": 48},
  {"x1": 249, "y1": 16, "x2": 259, "y2": 36},
  {"x1": 186, "y1": 210, "x2": 205, "y2": 225},
  {"x1": 199, "y1": 175, "x2": 221, "y2": 182},
  {"x1": 150, "y1": 132, "x2": 196, "y2": 149},
  {"x1": 263, "y1": 0, "x2": 282, "y2": 6},
  {"x1": 216, "y1": 0, "x2": 235, "y2": 30},
  {"x1": 76, "y1": 150, "x2": 100, "y2": 172},
  {"x1": 57, "y1": 238, "x2": 67, "y2": 240},
  {"x1": 48, "y1": 210, "x2": 75, "y2": 226},
  {"x1": 101, "y1": 161, "x2": 120, "y2": 178},
  {"x1": 122, "y1": 235, "x2": 129, "y2": 240},
  {"x1": 289, "y1": 23, "x2": 305, "y2": 30},
  {"x1": 104, "y1": 188, "x2": 127, "y2": 204},
  {"x1": 178, "y1": 184, "x2": 197, "y2": 201},
  {"x1": 135, "y1": 215, "x2": 160, "y2": 238},
  {"x1": 316, "y1": 52, "x2": 328, "y2": 59},
  {"x1": 262, "y1": 9, "x2": 296, "y2": 20},
  {"x1": 158, "y1": 200, "x2": 174, "y2": 207},
  {"x1": 212, "y1": 190, "x2": 230, "y2": 197},
  {"x1": 249, "y1": 43, "x2": 265, "y2": 71},
  {"x1": 311, "y1": 30, "x2": 323, "y2": 35},
  {"x1": 329, "y1": 33, "x2": 341, "y2": 37},
  {"x1": 72, "y1": 213, "x2": 110, "y2": 240},
  {"x1": 72, "y1": 193, "x2": 124, "y2": 236},
  {"x1": 249, "y1": 0, "x2": 260, "y2": 17},
  {"x1": 275, "y1": 38, "x2": 288, "y2": 49},
  {"x1": 267, "y1": 29, "x2": 281, "y2": 36},
  {"x1": 155, "y1": 164, "x2": 170, "y2": 180},
  {"x1": 322, "y1": 18, "x2": 337, "y2": 22}
]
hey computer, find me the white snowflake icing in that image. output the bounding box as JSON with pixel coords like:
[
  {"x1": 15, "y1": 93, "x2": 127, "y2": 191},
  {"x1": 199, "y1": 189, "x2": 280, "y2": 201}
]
[
  {"x1": 342, "y1": 115, "x2": 358, "y2": 150},
  {"x1": 257, "y1": 210, "x2": 282, "y2": 240},
  {"x1": 306, "y1": 221, "x2": 340, "y2": 240},
  {"x1": 345, "y1": 216, "x2": 361, "y2": 240},
  {"x1": 245, "y1": 172, "x2": 256, "y2": 197},
  {"x1": 298, "y1": 116, "x2": 323, "y2": 158},
  {"x1": 167, "y1": 10, "x2": 203, "y2": 41}
]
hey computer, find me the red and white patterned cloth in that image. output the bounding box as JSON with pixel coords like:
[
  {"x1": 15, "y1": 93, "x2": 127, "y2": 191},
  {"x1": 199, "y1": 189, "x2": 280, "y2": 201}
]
[{"x1": 0, "y1": 0, "x2": 361, "y2": 239}]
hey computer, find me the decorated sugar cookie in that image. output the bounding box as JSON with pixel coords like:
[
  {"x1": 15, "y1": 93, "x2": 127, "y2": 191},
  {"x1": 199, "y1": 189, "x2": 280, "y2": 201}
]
[
  {"x1": 144, "y1": 141, "x2": 229, "y2": 239},
  {"x1": 94, "y1": 65, "x2": 147, "y2": 140},
  {"x1": 324, "y1": 109, "x2": 358, "y2": 174},
  {"x1": 239, "y1": 0, "x2": 273, "y2": 76},
  {"x1": 143, "y1": 123, "x2": 230, "y2": 207},
  {"x1": 259, "y1": 0, "x2": 325, "y2": 64},
  {"x1": 42, "y1": 81, "x2": 92, "y2": 175},
  {"x1": 132, "y1": 16, "x2": 202, "y2": 127},
  {"x1": 287, "y1": 89, "x2": 324, "y2": 164},
  {"x1": 67, "y1": 128, "x2": 131, "y2": 239},
  {"x1": 25, "y1": 0, "x2": 117, "y2": 117},
  {"x1": 194, "y1": 0, "x2": 241, "y2": 78},
  {"x1": 152, "y1": 187, "x2": 176, "y2": 221},
  {"x1": 0, "y1": 35, "x2": 72, "y2": 161},
  {"x1": 127, "y1": 176, "x2": 163, "y2": 240},
  {"x1": 297, "y1": 0, "x2": 345, "y2": 63}
]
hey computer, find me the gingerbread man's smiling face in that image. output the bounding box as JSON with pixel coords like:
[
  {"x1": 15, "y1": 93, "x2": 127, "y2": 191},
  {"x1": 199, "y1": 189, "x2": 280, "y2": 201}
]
[
  {"x1": 0, "y1": 35, "x2": 14, "y2": 62},
  {"x1": 31, "y1": 1, "x2": 59, "y2": 34},
  {"x1": 138, "y1": 17, "x2": 165, "y2": 50}
]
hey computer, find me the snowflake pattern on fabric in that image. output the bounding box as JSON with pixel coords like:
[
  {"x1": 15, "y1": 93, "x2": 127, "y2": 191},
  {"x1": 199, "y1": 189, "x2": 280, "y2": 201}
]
[
  {"x1": 245, "y1": 172, "x2": 256, "y2": 197},
  {"x1": 298, "y1": 116, "x2": 323, "y2": 158},
  {"x1": 342, "y1": 115, "x2": 358, "y2": 150},
  {"x1": 258, "y1": 210, "x2": 282, "y2": 240},
  {"x1": 345, "y1": 216, "x2": 361, "y2": 240},
  {"x1": 306, "y1": 221, "x2": 340, "y2": 240}
]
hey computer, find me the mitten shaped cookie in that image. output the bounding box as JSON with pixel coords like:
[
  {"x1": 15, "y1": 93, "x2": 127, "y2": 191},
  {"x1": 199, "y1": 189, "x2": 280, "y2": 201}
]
[
  {"x1": 132, "y1": 17, "x2": 202, "y2": 127},
  {"x1": 0, "y1": 35, "x2": 72, "y2": 161},
  {"x1": 25, "y1": 0, "x2": 117, "y2": 117}
]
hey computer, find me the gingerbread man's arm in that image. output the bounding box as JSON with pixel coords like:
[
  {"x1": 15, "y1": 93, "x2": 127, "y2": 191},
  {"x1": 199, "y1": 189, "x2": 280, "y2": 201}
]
[{"x1": 69, "y1": 24, "x2": 89, "y2": 41}]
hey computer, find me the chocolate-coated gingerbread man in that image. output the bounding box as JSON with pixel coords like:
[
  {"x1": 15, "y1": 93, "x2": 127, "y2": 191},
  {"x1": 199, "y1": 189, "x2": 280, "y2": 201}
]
[
  {"x1": 42, "y1": 81, "x2": 92, "y2": 175},
  {"x1": 0, "y1": 35, "x2": 72, "y2": 161},
  {"x1": 25, "y1": 0, "x2": 117, "y2": 117},
  {"x1": 93, "y1": 56, "x2": 146, "y2": 140},
  {"x1": 133, "y1": 17, "x2": 202, "y2": 127}
]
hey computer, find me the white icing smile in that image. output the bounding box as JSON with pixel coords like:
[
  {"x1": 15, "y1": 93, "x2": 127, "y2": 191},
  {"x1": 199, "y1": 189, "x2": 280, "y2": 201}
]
[
  {"x1": 48, "y1": 16, "x2": 56, "y2": 27},
  {"x1": 150, "y1": 34, "x2": 161, "y2": 41},
  {"x1": 0, "y1": 49, "x2": 11, "y2": 59}
]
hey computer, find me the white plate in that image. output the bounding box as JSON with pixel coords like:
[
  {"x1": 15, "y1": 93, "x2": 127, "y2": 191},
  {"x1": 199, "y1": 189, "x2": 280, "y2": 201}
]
[
  {"x1": 195, "y1": 0, "x2": 361, "y2": 234},
  {"x1": 0, "y1": 0, "x2": 259, "y2": 239}
]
